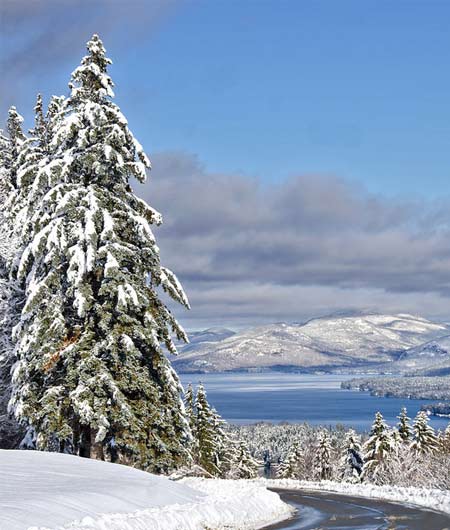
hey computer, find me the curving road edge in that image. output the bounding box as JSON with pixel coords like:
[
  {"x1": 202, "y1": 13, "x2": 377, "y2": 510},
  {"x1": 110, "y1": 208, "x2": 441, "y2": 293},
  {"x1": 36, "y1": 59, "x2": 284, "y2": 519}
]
[{"x1": 264, "y1": 488, "x2": 450, "y2": 530}]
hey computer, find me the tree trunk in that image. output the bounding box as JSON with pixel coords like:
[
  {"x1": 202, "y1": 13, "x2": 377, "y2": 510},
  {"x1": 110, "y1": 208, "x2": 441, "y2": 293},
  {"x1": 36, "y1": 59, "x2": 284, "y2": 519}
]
[
  {"x1": 79, "y1": 425, "x2": 91, "y2": 458},
  {"x1": 90, "y1": 431, "x2": 104, "y2": 460}
]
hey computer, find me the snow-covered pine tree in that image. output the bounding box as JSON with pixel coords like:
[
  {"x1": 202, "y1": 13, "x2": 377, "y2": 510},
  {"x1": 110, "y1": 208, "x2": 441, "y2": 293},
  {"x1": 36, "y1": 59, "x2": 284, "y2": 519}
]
[
  {"x1": 183, "y1": 383, "x2": 239, "y2": 478},
  {"x1": 0, "y1": 130, "x2": 13, "y2": 258},
  {"x1": 9, "y1": 35, "x2": 191, "y2": 472},
  {"x1": 184, "y1": 383, "x2": 196, "y2": 434},
  {"x1": 440, "y1": 424, "x2": 450, "y2": 454},
  {"x1": 410, "y1": 411, "x2": 438, "y2": 454},
  {"x1": 339, "y1": 429, "x2": 363, "y2": 483},
  {"x1": 362, "y1": 412, "x2": 393, "y2": 480},
  {"x1": 7, "y1": 95, "x2": 52, "y2": 242},
  {"x1": 397, "y1": 407, "x2": 411, "y2": 443},
  {"x1": 193, "y1": 384, "x2": 223, "y2": 475},
  {"x1": 210, "y1": 405, "x2": 237, "y2": 477},
  {"x1": 390, "y1": 427, "x2": 402, "y2": 450},
  {"x1": 277, "y1": 441, "x2": 305, "y2": 479},
  {"x1": 5, "y1": 107, "x2": 26, "y2": 190},
  {"x1": 231, "y1": 440, "x2": 259, "y2": 479},
  {"x1": 0, "y1": 127, "x2": 14, "y2": 296},
  {"x1": 314, "y1": 431, "x2": 332, "y2": 481},
  {"x1": 0, "y1": 118, "x2": 24, "y2": 449}
]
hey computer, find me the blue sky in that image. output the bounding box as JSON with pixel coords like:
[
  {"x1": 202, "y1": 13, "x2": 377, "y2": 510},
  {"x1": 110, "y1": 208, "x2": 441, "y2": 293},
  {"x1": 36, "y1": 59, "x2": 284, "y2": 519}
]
[
  {"x1": 4, "y1": 1, "x2": 450, "y2": 326},
  {"x1": 3, "y1": 0, "x2": 450, "y2": 197}
]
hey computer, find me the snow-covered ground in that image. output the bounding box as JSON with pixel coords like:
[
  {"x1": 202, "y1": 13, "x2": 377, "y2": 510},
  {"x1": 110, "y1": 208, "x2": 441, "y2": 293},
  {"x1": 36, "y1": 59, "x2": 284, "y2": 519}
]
[
  {"x1": 259, "y1": 478, "x2": 450, "y2": 515},
  {"x1": 0, "y1": 450, "x2": 292, "y2": 530}
]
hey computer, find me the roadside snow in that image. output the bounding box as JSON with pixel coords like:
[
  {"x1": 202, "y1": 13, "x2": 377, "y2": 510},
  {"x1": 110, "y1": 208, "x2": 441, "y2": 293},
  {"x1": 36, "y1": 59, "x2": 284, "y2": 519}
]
[
  {"x1": 259, "y1": 478, "x2": 450, "y2": 515},
  {"x1": 0, "y1": 450, "x2": 292, "y2": 530},
  {"x1": 182, "y1": 478, "x2": 293, "y2": 529}
]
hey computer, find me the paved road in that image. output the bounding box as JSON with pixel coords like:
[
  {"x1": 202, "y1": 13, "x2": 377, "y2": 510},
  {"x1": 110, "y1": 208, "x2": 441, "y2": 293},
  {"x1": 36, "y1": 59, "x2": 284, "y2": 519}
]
[{"x1": 265, "y1": 489, "x2": 450, "y2": 530}]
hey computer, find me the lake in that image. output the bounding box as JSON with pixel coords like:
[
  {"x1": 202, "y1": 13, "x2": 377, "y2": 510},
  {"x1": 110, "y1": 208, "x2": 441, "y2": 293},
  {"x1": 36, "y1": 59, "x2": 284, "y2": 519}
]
[{"x1": 178, "y1": 372, "x2": 450, "y2": 432}]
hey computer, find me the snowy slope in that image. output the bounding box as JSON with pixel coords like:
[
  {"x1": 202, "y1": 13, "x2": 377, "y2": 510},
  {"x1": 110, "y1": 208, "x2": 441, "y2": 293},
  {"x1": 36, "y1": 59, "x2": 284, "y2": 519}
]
[
  {"x1": 0, "y1": 450, "x2": 291, "y2": 530},
  {"x1": 175, "y1": 327, "x2": 236, "y2": 353},
  {"x1": 397, "y1": 335, "x2": 450, "y2": 374},
  {"x1": 173, "y1": 313, "x2": 449, "y2": 373}
]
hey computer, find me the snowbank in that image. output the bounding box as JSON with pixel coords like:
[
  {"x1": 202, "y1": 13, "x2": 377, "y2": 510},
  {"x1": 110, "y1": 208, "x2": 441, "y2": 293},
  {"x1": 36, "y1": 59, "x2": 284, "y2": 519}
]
[
  {"x1": 182, "y1": 478, "x2": 293, "y2": 529},
  {"x1": 260, "y1": 478, "x2": 450, "y2": 515},
  {"x1": 0, "y1": 450, "x2": 292, "y2": 530}
]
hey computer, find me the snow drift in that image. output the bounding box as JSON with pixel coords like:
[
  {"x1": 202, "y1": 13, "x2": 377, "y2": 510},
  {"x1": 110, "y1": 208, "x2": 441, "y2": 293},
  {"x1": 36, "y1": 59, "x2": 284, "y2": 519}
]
[{"x1": 0, "y1": 450, "x2": 291, "y2": 530}]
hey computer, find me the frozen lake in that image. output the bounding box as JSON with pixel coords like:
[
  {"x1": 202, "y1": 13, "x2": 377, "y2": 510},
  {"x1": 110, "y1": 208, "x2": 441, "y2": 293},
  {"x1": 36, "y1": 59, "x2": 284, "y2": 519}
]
[{"x1": 179, "y1": 372, "x2": 449, "y2": 432}]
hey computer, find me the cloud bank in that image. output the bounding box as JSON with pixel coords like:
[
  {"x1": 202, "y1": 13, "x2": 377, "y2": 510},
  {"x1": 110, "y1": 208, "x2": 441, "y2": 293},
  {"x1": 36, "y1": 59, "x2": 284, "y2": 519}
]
[{"x1": 136, "y1": 152, "x2": 450, "y2": 328}]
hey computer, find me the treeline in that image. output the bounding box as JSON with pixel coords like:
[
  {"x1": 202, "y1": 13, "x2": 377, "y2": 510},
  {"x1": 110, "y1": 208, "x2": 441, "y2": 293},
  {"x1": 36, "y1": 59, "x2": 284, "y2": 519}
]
[
  {"x1": 421, "y1": 403, "x2": 450, "y2": 417},
  {"x1": 342, "y1": 376, "x2": 450, "y2": 400},
  {"x1": 233, "y1": 409, "x2": 450, "y2": 488}
]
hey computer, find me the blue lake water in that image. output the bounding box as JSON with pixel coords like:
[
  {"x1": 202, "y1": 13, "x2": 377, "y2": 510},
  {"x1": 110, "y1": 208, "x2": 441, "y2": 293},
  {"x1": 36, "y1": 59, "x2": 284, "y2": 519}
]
[{"x1": 179, "y1": 372, "x2": 450, "y2": 432}]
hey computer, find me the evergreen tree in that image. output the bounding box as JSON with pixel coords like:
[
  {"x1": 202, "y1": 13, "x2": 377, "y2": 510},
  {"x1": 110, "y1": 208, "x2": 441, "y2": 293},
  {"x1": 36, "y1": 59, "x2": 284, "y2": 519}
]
[
  {"x1": 6, "y1": 107, "x2": 26, "y2": 189},
  {"x1": 277, "y1": 441, "x2": 304, "y2": 479},
  {"x1": 397, "y1": 407, "x2": 411, "y2": 443},
  {"x1": 0, "y1": 129, "x2": 14, "y2": 270},
  {"x1": 232, "y1": 440, "x2": 259, "y2": 479},
  {"x1": 194, "y1": 384, "x2": 223, "y2": 475},
  {"x1": 7, "y1": 95, "x2": 50, "y2": 242},
  {"x1": 363, "y1": 412, "x2": 394, "y2": 480},
  {"x1": 211, "y1": 405, "x2": 236, "y2": 477},
  {"x1": 9, "y1": 35, "x2": 191, "y2": 472},
  {"x1": 314, "y1": 431, "x2": 332, "y2": 481},
  {"x1": 411, "y1": 411, "x2": 438, "y2": 454},
  {"x1": 184, "y1": 384, "x2": 195, "y2": 429},
  {"x1": 440, "y1": 424, "x2": 450, "y2": 454},
  {"x1": 339, "y1": 429, "x2": 363, "y2": 483},
  {"x1": 0, "y1": 125, "x2": 23, "y2": 449}
]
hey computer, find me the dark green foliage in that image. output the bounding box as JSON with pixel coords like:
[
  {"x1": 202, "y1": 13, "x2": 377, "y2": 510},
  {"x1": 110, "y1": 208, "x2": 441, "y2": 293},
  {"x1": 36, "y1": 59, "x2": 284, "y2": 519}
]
[{"x1": 8, "y1": 35, "x2": 191, "y2": 472}]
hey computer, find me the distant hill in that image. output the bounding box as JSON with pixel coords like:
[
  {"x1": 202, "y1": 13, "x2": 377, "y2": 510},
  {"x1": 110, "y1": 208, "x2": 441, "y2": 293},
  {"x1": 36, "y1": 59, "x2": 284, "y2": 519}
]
[
  {"x1": 173, "y1": 327, "x2": 236, "y2": 354},
  {"x1": 173, "y1": 313, "x2": 450, "y2": 373},
  {"x1": 183, "y1": 327, "x2": 236, "y2": 349},
  {"x1": 399, "y1": 335, "x2": 450, "y2": 376}
]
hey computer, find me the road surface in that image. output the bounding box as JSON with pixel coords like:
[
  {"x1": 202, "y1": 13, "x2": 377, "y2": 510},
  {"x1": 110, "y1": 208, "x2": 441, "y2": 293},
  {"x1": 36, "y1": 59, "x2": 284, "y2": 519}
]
[{"x1": 265, "y1": 488, "x2": 450, "y2": 530}]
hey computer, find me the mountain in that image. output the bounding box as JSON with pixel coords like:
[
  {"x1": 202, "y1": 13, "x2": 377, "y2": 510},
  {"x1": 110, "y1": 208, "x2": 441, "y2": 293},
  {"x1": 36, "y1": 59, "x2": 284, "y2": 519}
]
[
  {"x1": 399, "y1": 335, "x2": 450, "y2": 376},
  {"x1": 173, "y1": 314, "x2": 450, "y2": 373},
  {"x1": 179, "y1": 327, "x2": 236, "y2": 353}
]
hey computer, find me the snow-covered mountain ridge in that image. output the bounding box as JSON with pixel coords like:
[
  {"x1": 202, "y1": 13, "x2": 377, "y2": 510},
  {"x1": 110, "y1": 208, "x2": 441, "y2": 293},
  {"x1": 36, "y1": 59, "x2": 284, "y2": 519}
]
[{"x1": 173, "y1": 313, "x2": 450, "y2": 373}]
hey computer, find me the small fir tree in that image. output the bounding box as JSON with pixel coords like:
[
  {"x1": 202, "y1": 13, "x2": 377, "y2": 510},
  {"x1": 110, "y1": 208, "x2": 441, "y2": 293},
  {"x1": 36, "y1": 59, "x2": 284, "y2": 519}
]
[
  {"x1": 314, "y1": 431, "x2": 332, "y2": 481},
  {"x1": 339, "y1": 429, "x2": 363, "y2": 483},
  {"x1": 6, "y1": 107, "x2": 26, "y2": 189},
  {"x1": 363, "y1": 412, "x2": 394, "y2": 480},
  {"x1": 184, "y1": 383, "x2": 196, "y2": 434},
  {"x1": 7, "y1": 95, "x2": 51, "y2": 243},
  {"x1": 411, "y1": 411, "x2": 438, "y2": 454},
  {"x1": 440, "y1": 424, "x2": 450, "y2": 454},
  {"x1": 277, "y1": 441, "x2": 305, "y2": 479},
  {"x1": 232, "y1": 440, "x2": 259, "y2": 479},
  {"x1": 194, "y1": 384, "x2": 222, "y2": 475},
  {"x1": 0, "y1": 126, "x2": 23, "y2": 449},
  {"x1": 0, "y1": 128, "x2": 15, "y2": 273},
  {"x1": 397, "y1": 407, "x2": 411, "y2": 443}
]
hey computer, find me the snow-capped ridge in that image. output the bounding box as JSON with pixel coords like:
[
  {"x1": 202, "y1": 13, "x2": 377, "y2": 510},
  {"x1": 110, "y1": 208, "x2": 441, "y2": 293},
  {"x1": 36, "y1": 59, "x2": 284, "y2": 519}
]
[{"x1": 173, "y1": 313, "x2": 450, "y2": 373}]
